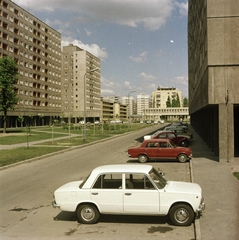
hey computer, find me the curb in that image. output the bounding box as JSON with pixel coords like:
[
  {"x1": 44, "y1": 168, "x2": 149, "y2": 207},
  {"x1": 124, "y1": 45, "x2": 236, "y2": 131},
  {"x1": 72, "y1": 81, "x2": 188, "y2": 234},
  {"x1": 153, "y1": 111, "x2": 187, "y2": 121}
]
[{"x1": 190, "y1": 159, "x2": 202, "y2": 240}]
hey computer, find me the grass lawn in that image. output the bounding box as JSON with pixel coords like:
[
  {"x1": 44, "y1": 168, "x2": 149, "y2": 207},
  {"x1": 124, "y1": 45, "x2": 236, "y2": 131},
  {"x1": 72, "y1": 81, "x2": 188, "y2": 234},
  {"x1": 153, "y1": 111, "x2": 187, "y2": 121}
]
[
  {"x1": 0, "y1": 123, "x2": 148, "y2": 167},
  {"x1": 233, "y1": 172, "x2": 239, "y2": 181}
]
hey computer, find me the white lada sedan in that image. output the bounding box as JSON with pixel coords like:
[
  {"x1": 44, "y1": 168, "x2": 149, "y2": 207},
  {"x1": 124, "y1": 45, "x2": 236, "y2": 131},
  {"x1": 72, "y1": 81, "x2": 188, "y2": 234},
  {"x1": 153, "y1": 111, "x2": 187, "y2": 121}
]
[{"x1": 52, "y1": 164, "x2": 205, "y2": 226}]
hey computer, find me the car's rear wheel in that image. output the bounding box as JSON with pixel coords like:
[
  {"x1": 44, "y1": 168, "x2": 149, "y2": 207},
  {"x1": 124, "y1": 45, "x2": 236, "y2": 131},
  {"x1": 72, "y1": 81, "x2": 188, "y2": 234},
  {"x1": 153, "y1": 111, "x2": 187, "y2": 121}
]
[
  {"x1": 77, "y1": 204, "x2": 100, "y2": 224},
  {"x1": 177, "y1": 153, "x2": 188, "y2": 163},
  {"x1": 138, "y1": 154, "x2": 148, "y2": 163},
  {"x1": 169, "y1": 204, "x2": 195, "y2": 226}
]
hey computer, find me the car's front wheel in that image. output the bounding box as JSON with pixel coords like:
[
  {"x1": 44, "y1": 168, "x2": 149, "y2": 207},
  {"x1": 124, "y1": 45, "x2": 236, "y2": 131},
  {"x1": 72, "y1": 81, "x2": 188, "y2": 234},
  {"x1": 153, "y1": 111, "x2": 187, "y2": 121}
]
[
  {"x1": 138, "y1": 154, "x2": 148, "y2": 163},
  {"x1": 77, "y1": 204, "x2": 100, "y2": 224},
  {"x1": 169, "y1": 204, "x2": 195, "y2": 226},
  {"x1": 177, "y1": 153, "x2": 188, "y2": 163},
  {"x1": 180, "y1": 140, "x2": 188, "y2": 147}
]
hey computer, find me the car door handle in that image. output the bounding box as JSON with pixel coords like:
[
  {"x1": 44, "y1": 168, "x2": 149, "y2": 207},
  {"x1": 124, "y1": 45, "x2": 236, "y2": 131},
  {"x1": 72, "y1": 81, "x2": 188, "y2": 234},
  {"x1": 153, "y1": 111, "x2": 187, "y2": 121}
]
[
  {"x1": 91, "y1": 192, "x2": 98, "y2": 195},
  {"x1": 125, "y1": 193, "x2": 132, "y2": 196}
]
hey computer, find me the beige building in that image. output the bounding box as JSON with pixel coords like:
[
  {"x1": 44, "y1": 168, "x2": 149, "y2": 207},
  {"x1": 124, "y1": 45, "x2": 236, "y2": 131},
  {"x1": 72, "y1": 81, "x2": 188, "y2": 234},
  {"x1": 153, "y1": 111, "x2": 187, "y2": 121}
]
[
  {"x1": 188, "y1": 0, "x2": 239, "y2": 161},
  {"x1": 101, "y1": 100, "x2": 127, "y2": 122},
  {"x1": 152, "y1": 87, "x2": 183, "y2": 108},
  {"x1": 0, "y1": 0, "x2": 62, "y2": 126},
  {"x1": 61, "y1": 44, "x2": 101, "y2": 123}
]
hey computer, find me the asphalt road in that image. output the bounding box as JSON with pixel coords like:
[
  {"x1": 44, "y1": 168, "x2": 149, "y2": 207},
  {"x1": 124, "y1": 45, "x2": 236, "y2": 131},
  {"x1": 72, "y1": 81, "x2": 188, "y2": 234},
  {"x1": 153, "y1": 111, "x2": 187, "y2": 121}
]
[{"x1": 0, "y1": 124, "x2": 195, "y2": 240}]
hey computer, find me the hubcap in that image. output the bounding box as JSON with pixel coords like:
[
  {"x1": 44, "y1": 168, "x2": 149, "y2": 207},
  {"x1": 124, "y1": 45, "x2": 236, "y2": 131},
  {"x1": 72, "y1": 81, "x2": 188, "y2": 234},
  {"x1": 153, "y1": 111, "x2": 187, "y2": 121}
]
[
  {"x1": 82, "y1": 207, "x2": 95, "y2": 221},
  {"x1": 175, "y1": 208, "x2": 189, "y2": 223}
]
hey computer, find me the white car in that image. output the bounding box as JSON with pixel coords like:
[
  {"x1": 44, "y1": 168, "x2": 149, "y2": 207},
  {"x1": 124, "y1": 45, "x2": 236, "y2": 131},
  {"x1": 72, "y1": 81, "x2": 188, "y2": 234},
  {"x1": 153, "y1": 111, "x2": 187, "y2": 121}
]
[{"x1": 52, "y1": 164, "x2": 205, "y2": 226}]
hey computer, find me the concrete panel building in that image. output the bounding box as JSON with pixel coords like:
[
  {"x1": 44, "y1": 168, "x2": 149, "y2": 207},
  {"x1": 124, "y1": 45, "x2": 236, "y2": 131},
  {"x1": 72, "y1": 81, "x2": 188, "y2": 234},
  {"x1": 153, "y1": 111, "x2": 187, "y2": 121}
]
[
  {"x1": 188, "y1": 0, "x2": 239, "y2": 161},
  {"x1": 61, "y1": 44, "x2": 101, "y2": 123},
  {"x1": 152, "y1": 87, "x2": 183, "y2": 108},
  {"x1": 0, "y1": 0, "x2": 62, "y2": 126},
  {"x1": 136, "y1": 94, "x2": 150, "y2": 116}
]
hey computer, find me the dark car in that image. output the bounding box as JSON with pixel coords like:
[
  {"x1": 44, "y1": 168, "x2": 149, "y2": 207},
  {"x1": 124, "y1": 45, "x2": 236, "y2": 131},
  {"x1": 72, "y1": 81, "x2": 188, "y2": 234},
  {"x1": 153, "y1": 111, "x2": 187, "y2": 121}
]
[
  {"x1": 128, "y1": 139, "x2": 192, "y2": 163},
  {"x1": 152, "y1": 131, "x2": 190, "y2": 147}
]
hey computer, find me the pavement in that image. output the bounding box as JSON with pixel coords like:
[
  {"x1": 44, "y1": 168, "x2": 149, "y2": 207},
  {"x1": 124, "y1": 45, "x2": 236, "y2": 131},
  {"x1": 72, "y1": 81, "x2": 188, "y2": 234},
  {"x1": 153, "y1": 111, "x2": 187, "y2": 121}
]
[
  {"x1": 1, "y1": 125, "x2": 239, "y2": 240},
  {"x1": 188, "y1": 125, "x2": 239, "y2": 240}
]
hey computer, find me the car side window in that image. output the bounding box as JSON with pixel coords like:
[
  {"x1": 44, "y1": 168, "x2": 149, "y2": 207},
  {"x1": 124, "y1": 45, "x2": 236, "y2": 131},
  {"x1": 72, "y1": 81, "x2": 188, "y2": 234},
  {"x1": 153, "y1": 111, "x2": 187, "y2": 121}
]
[
  {"x1": 125, "y1": 174, "x2": 156, "y2": 190},
  {"x1": 160, "y1": 142, "x2": 167, "y2": 148},
  {"x1": 159, "y1": 134, "x2": 166, "y2": 138},
  {"x1": 92, "y1": 173, "x2": 122, "y2": 189}
]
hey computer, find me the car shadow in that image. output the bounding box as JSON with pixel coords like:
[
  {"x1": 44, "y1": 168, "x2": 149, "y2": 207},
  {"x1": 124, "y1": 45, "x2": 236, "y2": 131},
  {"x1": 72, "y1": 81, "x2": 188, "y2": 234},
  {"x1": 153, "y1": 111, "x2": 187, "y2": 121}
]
[
  {"x1": 127, "y1": 159, "x2": 179, "y2": 163},
  {"x1": 53, "y1": 211, "x2": 172, "y2": 225}
]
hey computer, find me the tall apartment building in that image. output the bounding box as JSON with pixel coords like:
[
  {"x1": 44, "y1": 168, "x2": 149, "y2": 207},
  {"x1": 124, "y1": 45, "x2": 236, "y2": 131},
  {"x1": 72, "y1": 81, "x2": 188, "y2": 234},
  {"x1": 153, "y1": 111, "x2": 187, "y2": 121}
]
[
  {"x1": 136, "y1": 94, "x2": 150, "y2": 116},
  {"x1": 188, "y1": 0, "x2": 239, "y2": 161},
  {"x1": 152, "y1": 87, "x2": 182, "y2": 108},
  {"x1": 61, "y1": 44, "x2": 101, "y2": 123},
  {"x1": 0, "y1": 0, "x2": 62, "y2": 127},
  {"x1": 121, "y1": 96, "x2": 136, "y2": 117}
]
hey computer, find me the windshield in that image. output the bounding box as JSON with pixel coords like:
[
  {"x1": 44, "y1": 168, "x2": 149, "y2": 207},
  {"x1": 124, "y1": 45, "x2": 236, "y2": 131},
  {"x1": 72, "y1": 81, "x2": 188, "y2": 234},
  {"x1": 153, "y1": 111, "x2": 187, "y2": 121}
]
[{"x1": 149, "y1": 168, "x2": 167, "y2": 189}]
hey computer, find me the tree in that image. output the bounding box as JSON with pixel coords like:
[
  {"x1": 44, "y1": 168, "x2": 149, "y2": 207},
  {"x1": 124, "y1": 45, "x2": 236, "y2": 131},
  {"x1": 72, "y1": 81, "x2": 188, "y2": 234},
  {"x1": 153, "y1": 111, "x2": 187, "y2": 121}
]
[
  {"x1": 166, "y1": 96, "x2": 171, "y2": 108},
  {"x1": 183, "y1": 97, "x2": 188, "y2": 107},
  {"x1": 0, "y1": 57, "x2": 18, "y2": 133}
]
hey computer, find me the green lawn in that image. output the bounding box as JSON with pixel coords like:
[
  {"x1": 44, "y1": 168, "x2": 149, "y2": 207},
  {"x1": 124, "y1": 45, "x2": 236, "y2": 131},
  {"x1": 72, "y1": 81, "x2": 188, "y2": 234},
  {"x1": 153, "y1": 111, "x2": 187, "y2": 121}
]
[
  {"x1": 0, "y1": 123, "x2": 148, "y2": 167},
  {"x1": 233, "y1": 172, "x2": 239, "y2": 181}
]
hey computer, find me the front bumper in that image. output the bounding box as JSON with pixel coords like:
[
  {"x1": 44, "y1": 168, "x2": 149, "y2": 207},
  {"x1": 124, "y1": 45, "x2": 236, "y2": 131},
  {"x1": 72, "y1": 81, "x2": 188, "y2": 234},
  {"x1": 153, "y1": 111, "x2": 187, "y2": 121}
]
[
  {"x1": 52, "y1": 200, "x2": 60, "y2": 208},
  {"x1": 196, "y1": 197, "x2": 205, "y2": 216}
]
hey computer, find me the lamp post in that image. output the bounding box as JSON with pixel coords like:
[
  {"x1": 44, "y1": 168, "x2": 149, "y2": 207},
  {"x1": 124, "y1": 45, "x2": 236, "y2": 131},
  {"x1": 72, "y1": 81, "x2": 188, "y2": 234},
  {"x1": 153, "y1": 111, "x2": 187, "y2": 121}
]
[
  {"x1": 128, "y1": 90, "x2": 137, "y2": 130},
  {"x1": 83, "y1": 67, "x2": 99, "y2": 142}
]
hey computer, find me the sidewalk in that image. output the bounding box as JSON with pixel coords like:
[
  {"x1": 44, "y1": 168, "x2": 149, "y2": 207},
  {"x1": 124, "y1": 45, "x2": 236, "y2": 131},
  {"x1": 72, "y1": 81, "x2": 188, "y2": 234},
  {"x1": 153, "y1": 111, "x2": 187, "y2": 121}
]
[{"x1": 189, "y1": 126, "x2": 239, "y2": 240}]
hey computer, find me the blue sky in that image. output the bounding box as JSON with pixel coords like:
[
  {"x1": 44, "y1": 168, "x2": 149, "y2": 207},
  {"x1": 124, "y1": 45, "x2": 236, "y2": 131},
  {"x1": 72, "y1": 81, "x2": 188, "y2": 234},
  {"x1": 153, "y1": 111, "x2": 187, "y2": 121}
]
[{"x1": 14, "y1": 0, "x2": 188, "y2": 99}]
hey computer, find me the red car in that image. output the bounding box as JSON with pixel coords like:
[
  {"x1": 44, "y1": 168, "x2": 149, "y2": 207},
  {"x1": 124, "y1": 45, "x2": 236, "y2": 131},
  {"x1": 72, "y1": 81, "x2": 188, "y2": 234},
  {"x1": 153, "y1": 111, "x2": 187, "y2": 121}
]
[
  {"x1": 152, "y1": 131, "x2": 190, "y2": 147},
  {"x1": 128, "y1": 139, "x2": 192, "y2": 163}
]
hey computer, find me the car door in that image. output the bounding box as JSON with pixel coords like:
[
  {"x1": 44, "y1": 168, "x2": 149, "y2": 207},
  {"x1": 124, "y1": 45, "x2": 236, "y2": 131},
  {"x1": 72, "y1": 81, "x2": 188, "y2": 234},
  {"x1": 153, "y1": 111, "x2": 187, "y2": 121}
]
[
  {"x1": 123, "y1": 173, "x2": 160, "y2": 214},
  {"x1": 90, "y1": 173, "x2": 123, "y2": 213},
  {"x1": 157, "y1": 141, "x2": 174, "y2": 159},
  {"x1": 144, "y1": 141, "x2": 159, "y2": 159}
]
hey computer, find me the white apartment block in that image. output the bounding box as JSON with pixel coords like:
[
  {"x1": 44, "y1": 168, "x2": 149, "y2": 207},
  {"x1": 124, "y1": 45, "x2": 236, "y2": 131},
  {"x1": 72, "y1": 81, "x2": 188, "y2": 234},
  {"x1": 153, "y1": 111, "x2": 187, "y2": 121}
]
[
  {"x1": 136, "y1": 94, "x2": 150, "y2": 116},
  {"x1": 121, "y1": 96, "x2": 136, "y2": 117},
  {"x1": 61, "y1": 44, "x2": 101, "y2": 122},
  {"x1": 0, "y1": 0, "x2": 62, "y2": 127},
  {"x1": 152, "y1": 87, "x2": 183, "y2": 108}
]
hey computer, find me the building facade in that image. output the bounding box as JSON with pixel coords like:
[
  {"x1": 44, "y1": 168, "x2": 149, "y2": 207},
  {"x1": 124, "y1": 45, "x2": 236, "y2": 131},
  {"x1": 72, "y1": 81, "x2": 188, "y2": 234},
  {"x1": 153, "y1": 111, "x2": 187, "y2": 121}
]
[
  {"x1": 121, "y1": 96, "x2": 136, "y2": 118},
  {"x1": 152, "y1": 87, "x2": 183, "y2": 108},
  {"x1": 0, "y1": 0, "x2": 62, "y2": 127},
  {"x1": 101, "y1": 100, "x2": 127, "y2": 122},
  {"x1": 188, "y1": 0, "x2": 239, "y2": 161},
  {"x1": 136, "y1": 94, "x2": 150, "y2": 116},
  {"x1": 61, "y1": 44, "x2": 101, "y2": 123}
]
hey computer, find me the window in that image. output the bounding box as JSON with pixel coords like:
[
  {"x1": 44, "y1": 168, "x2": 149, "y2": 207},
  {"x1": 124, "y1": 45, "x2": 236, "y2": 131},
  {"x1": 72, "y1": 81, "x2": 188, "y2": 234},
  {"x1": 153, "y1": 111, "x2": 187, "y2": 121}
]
[
  {"x1": 92, "y1": 174, "x2": 122, "y2": 189},
  {"x1": 125, "y1": 173, "x2": 155, "y2": 189}
]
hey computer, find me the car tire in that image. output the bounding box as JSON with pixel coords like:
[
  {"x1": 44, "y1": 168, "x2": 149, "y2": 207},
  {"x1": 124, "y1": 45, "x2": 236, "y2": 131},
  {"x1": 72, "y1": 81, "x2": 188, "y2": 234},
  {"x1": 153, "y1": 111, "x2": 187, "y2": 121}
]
[
  {"x1": 180, "y1": 140, "x2": 188, "y2": 147},
  {"x1": 177, "y1": 153, "x2": 188, "y2": 163},
  {"x1": 77, "y1": 204, "x2": 100, "y2": 224},
  {"x1": 169, "y1": 204, "x2": 195, "y2": 226},
  {"x1": 138, "y1": 154, "x2": 148, "y2": 163}
]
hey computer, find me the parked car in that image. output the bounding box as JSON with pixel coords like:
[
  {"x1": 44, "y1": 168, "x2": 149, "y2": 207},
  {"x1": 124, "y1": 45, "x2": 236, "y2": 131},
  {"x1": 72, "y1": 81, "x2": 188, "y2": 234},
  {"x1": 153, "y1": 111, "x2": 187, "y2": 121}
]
[
  {"x1": 128, "y1": 139, "x2": 192, "y2": 163},
  {"x1": 144, "y1": 130, "x2": 163, "y2": 140},
  {"x1": 174, "y1": 129, "x2": 193, "y2": 140},
  {"x1": 151, "y1": 131, "x2": 190, "y2": 147},
  {"x1": 52, "y1": 164, "x2": 205, "y2": 226}
]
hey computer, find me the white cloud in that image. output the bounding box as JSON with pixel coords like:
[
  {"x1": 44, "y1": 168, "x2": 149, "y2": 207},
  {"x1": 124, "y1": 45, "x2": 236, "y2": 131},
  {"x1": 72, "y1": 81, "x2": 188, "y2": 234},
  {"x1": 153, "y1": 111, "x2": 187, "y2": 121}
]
[
  {"x1": 61, "y1": 40, "x2": 108, "y2": 61},
  {"x1": 175, "y1": 1, "x2": 188, "y2": 16},
  {"x1": 129, "y1": 51, "x2": 147, "y2": 63},
  {"x1": 14, "y1": 0, "x2": 176, "y2": 31},
  {"x1": 138, "y1": 72, "x2": 156, "y2": 81}
]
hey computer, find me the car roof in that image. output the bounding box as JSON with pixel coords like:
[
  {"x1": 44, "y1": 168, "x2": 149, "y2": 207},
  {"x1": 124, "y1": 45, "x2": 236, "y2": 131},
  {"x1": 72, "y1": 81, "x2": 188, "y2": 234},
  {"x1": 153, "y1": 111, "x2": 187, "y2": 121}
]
[
  {"x1": 144, "y1": 138, "x2": 170, "y2": 142},
  {"x1": 92, "y1": 164, "x2": 153, "y2": 174}
]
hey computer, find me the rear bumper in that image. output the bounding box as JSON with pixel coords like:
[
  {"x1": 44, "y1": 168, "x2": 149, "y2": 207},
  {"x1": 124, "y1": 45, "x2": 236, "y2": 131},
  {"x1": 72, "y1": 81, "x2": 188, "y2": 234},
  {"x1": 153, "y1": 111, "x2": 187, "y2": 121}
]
[{"x1": 52, "y1": 200, "x2": 60, "y2": 208}]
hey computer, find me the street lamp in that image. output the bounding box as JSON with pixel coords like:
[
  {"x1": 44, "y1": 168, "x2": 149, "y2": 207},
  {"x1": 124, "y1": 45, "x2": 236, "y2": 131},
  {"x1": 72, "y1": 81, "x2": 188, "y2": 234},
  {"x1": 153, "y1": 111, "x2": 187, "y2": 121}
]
[
  {"x1": 128, "y1": 90, "x2": 137, "y2": 130},
  {"x1": 83, "y1": 67, "x2": 99, "y2": 142}
]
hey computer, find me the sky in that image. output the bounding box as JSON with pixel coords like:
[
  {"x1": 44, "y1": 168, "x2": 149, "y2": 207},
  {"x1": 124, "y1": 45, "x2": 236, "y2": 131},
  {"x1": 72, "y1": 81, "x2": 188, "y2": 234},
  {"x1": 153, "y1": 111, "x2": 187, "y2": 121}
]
[{"x1": 13, "y1": 0, "x2": 189, "y2": 99}]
